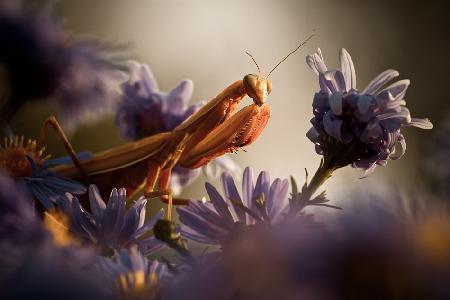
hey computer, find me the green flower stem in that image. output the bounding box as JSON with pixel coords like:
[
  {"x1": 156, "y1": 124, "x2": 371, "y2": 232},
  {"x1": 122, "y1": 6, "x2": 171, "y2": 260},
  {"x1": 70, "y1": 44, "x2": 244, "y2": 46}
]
[
  {"x1": 302, "y1": 158, "x2": 337, "y2": 202},
  {"x1": 289, "y1": 157, "x2": 339, "y2": 215}
]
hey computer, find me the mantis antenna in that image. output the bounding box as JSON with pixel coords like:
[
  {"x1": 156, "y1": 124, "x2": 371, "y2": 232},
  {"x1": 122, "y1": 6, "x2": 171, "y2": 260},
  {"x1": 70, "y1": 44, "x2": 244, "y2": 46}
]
[
  {"x1": 267, "y1": 33, "x2": 315, "y2": 78},
  {"x1": 245, "y1": 51, "x2": 261, "y2": 76}
]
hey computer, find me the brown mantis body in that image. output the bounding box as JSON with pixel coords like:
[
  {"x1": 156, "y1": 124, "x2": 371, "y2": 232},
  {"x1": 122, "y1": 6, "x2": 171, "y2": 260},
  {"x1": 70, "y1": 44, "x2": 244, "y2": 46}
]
[{"x1": 48, "y1": 76, "x2": 272, "y2": 206}]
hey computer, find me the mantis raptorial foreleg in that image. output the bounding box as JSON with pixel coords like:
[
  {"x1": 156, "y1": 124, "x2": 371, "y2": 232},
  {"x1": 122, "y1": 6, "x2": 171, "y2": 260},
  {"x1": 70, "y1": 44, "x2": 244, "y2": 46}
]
[{"x1": 37, "y1": 116, "x2": 88, "y2": 179}]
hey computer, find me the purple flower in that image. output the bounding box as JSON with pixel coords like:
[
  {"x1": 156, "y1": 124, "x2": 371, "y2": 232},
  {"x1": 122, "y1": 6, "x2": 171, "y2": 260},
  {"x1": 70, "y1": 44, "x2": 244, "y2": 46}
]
[
  {"x1": 0, "y1": 2, "x2": 126, "y2": 131},
  {"x1": 116, "y1": 61, "x2": 200, "y2": 140},
  {"x1": 0, "y1": 135, "x2": 87, "y2": 209},
  {"x1": 306, "y1": 48, "x2": 433, "y2": 175},
  {"x1": 98, "y1": 246, "x2": 170, "y2": 298},
  {"x1": 61, "y1": 185, "x2": 165, "y2": 256},
  {"x1": 115, "y1": 61, "x2": 240, "y2": 194},
  {"x1": 177, "y1": 167, "x2": 289, "y2": 245}
]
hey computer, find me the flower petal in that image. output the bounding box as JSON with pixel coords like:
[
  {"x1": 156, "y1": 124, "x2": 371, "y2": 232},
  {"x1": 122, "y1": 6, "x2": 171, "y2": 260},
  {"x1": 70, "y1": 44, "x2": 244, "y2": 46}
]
[
  {"x1": 340, "y1": 48, "x2": 356, "y2": 91},
  {"x1": 242, "y1": 167, "x2": 254, "y2": 209},
  {"x1": 362, "y1": 69, "x2": 399, "y2": 95},
  {"x1": 306, "y1": 48, "x2": 328, "y2": 75},
  {"x1": 166, "y1": 79, "x2": 194, "y2": 114},
  {"x1": 323, "y1": 112, "x2": 343, "y2": 142},
  {"x1": 88, "y1": 184, "x2": 106, "y2": 218},
  {"x1": 306, "y1": 127, "x2": 320, "y2": 143},
  {"x1": 205, "y1": 182, "x2": 234, "y2": 226},
  {"x1": 379, "y1": 79, "x2": 410, "y2": 100},
  {"x1": 407, "y1": 118, "x2": 433, "y2": 129},
  {"x1": 389, "y1": 134, "x2": 406, "y2": 160},
  {"x1": 221, "y1": 172, "x2": 246, "y2": 222},
  {"x1": 329, "y1": 92, "x2": 343, "y2": 115},
  {"x1": 267, "y1": 178, "x2": 289, "y2": 222}
]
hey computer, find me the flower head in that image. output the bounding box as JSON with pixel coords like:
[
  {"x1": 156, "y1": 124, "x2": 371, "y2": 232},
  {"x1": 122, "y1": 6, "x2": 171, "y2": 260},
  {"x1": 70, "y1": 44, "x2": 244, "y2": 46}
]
[
  {"x1": 0, "y1": 135, "x2": 87, "y2": 209},
  {"x1": 177, "y1": 167, "x2": 289, "y2": 245},
  {"x1": 98, "y1": 246, "x2": 170, "y2": 300},
  {"x1": 115, "y1": 61, "x2": 240, "y2": 194},
  {"x1": 306, "y1": 48, "x2": 432, "y2": 175},
  {"x1": 62, "y1": 184, "x2": 165, "y2": 255},
  {"x1": 0, "y1": 2, "x2": 126, "y2": 131}
]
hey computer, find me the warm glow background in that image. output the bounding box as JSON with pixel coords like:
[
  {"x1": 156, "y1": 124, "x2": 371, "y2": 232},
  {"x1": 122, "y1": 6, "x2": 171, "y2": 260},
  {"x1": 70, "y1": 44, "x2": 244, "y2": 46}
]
[{"x1": 11, "y1": 0, "x2": 449, "y2": 210}]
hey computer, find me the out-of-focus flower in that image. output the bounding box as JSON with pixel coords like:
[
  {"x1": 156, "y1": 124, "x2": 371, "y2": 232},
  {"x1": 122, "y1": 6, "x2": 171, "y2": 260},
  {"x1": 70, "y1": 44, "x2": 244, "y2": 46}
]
[
  {"x1": 98, "y1": 246, "x2": 170, "y2": 300},
  {"x1": 116, "y1": 61, "x2": 200, "y2": 140},
  {"x1": 115, "y1": 61, "x2": 240, "y2": 194},
  {"x1": 422, "y1": 115, "x2": 450, "y2": 200},
  {"x1": 177, "y1": 167, "x2": 289, "y2": 245},
  {"x1": 168, "y1": 193, "x2": 450, "y2": 300},
  {"x1": 0, "y1": 136, "x2": 86, "y2": 209},
  {"x1": 61, "y1": 184, "x2": 165, "y2": 255},
  {"x1": 306, "y1": 48, "x2": 432, "y2": 175},
  {"x1": 0, "y1": 172, "x2": 42, "y2": 244},
  {"x1": 0, "y1": 171, "x2": 111, "y2": 300},
  {"x1": 0, "y1": 2, "x2": 126, "y2": 131}
]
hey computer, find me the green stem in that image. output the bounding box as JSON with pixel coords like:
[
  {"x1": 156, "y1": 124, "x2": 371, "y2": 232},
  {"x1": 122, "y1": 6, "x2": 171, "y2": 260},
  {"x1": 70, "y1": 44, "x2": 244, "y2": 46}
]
[{"x1": 302, "y1": 158, "x2": 337, "y2": 202}]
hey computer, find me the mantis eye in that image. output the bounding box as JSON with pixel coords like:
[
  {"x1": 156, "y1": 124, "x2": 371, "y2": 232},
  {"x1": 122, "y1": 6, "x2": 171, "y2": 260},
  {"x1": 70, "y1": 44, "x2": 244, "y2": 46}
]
[{"x1": 243, "y1": 74, "x2": 269, "y2": 106}]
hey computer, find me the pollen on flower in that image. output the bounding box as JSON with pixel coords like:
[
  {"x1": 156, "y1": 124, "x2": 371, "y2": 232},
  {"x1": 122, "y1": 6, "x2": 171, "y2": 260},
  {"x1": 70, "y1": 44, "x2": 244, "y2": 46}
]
[
  {"x1": 117, "y1": 270, "x2": 157, "y2": 299},
  {"x1": 43, "y1": 209, "x2": 79, "y2": 247},
  {"x1": 0, "y1": 135, "x2": 50, "y2": 178}
]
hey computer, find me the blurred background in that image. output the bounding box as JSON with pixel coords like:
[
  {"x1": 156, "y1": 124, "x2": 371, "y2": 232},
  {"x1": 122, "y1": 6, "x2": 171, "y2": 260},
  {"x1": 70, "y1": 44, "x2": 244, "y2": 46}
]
[{"x1": 6, "y1": 0, "x2": 450, "y2": 210}]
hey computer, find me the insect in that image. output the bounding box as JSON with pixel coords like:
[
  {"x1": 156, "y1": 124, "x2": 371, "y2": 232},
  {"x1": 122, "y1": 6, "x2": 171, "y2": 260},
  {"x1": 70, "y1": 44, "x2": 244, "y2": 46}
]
[{"x1": 2, "y1": 35, "x2": 313, "y2": 215}]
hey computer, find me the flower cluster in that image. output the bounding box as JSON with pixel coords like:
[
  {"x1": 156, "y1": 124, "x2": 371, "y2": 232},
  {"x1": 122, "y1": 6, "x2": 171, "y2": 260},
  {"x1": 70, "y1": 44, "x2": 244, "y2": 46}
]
[
  {"x1": 61, "y1": 185, "x2": 165, "y2": 256},
  {"x1": 306, "y1": 48, "x2": 432, "y2": 175},
  {"x1": 177, "y1": 167, "x2": 289, "y2": 245}
]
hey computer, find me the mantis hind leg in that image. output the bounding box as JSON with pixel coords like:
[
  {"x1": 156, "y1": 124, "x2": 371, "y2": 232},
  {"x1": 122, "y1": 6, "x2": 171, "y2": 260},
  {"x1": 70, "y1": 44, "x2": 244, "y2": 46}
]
[
  {"x1": 158, "y1": 168, "x2": 190, "y2": 205},
  {"x1": 144, "y1": 165, "x2": 190, "y2": 205},
  {"x1": 37, "y1": 116, "x2": 88, "y2": 180}
]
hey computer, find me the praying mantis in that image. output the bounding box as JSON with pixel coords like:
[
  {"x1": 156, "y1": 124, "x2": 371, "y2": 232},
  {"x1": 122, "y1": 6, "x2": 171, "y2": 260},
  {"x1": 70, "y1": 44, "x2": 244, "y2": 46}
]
[{"x1": 12, "y1": 35, "x2": 313, "y2": 213}]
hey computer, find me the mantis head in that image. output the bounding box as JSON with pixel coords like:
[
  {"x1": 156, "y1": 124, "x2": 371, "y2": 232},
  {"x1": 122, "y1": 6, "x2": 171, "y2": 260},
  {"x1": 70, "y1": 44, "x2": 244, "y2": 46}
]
[
  {"x1": 243, "y1": 74, "x2": 272, "y2": 106},
  {"x1": 243, "y1": 34, "x2": 314, "y2": 106}
]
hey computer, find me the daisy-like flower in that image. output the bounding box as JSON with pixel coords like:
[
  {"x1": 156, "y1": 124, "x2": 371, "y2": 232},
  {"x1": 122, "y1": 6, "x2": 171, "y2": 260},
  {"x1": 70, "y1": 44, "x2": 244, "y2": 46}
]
[
  {"x1": 0, "y1": 136, "x2": 87, "y2": 209},
  {"x1": 115, "y1": 61, "x2": 240, "y2": 194},
  {"x1": 306, "y1": 48, "x2": 433, "y2": 175},
  {"x1": 98, "y1": 246, "x2": 170, "y2": 300},
  {"x1": 61, "y1": 185, "x2": 165, "y2": 256},
  {"x1": 177, "y1": 167, "x2": 289, "y2": 245},
  {"x1": 0, "y1": 2, "x2": 126, "y2": 131}
]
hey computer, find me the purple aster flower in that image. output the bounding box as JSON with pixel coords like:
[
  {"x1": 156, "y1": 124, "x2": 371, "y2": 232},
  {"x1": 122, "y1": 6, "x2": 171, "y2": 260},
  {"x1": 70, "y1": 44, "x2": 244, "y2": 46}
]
[
  {"x1": 0, "y1": 2, "x2": 126, "y2": 131},
  {"x1": 98, "y1": 246, "x2": 170, "y2": 299},
  {"x1": 0, "y1": 135, "x2": 87, "y2": 209},
  {"x1": 306, "y1": 48, "x2": 433, "y2": 175},
  {"x1": 115, "y1": 61, "x2": 240, "y2": 194},
  {"x1": 177, "y1": 167, "x2": 289, "y2": 245},
  {"x1": 61, "y1": 184, "x2": 165, "y2": 256}
]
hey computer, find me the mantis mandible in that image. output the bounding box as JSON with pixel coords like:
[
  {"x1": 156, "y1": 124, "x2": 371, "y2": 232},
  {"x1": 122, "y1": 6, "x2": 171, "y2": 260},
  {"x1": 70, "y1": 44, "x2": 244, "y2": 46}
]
[{"x1": 36, "y1": 36, "x2": 313, "y2": 214}]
